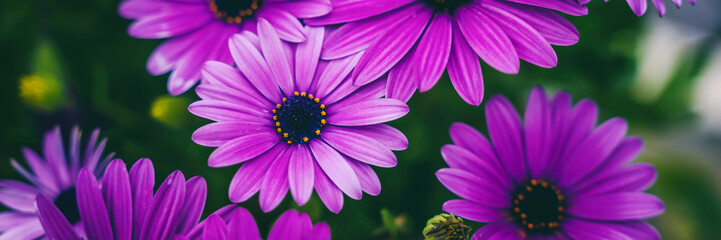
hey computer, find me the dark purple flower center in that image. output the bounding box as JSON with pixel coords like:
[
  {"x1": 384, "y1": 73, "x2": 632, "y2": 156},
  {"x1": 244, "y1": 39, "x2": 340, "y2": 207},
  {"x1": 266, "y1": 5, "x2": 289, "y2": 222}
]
[
  {"x1": 54, "y1": 187, "x2": 81, "y2": 224},
  {"x1": 209, "y1": 0, "x2": 262, "y2": 24},
  {"x1": 273, "y1": 91, "x2": 326, "y2": 144},
  {"x1": 511, "y1": 179, "x2": 565, "y2": 235},
  {"x1": 423, "y1": 0, "x2": 472, "y2": 12}
]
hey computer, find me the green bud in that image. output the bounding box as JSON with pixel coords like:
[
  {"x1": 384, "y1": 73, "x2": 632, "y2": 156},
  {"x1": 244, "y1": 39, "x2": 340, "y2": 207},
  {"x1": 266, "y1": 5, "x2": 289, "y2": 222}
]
[
  {"x1": 150, "y1": 95, "x2": 192, "y2": 128},
  {"x1": 19, "y1": 74, "x2": 65, "y2": 111},
  {"x1": 423, "y1": 213, "x2": 471, "y2": 240}
]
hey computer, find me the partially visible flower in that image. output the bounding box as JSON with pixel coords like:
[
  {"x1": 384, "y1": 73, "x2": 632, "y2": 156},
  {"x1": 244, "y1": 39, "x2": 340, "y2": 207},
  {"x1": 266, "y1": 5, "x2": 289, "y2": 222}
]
[
  {"x1": 0, "y1": 126, "x2": 112, "y2": 239},
  {"x1": 179, "y1": 206, "x2": 330, "y2": 240},
  {"x1": 150, "y1": 95, "x2": 193, "y2": 128},
  {"x1": 190, "y1": 20, "x2": 409, "y2": 213},
  {"x1": 18, "y1": 74, "x2": 65, "y2": 111},
  {"x1": 118, "y1": 0, "x2": 332, "y2": 95},
  {"x1": 423, "y1": 213, "x2": 471, "y2": 240},
  {"x1": 35, "y1": 158, "x2": 207, "y2": 240},
  {"x1": 579, "y1": 0, "x2": 696, "y2": 16},
  {"x1": 306, "y1": 0, "x2": 584, "y2": 105},
  {"x1": 437, "y1": 87, "x2": 664, "y2": 239}
]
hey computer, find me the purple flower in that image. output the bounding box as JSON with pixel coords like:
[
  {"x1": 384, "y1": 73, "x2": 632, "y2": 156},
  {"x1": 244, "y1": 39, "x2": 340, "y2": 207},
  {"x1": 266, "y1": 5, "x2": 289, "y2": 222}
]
[
  {"x1": 578, "y1": 0, "x2": 696, "y2": 17},
  {"x1": 305, "y1": 0, "x2": 585, "y2": 105},
  {"x1": 189, "y1": 20, "x2": 409, "y2": 213},
  {"x1": 118, "y1": 0, "x2": 332, "y2": 95},
  {"x1": 178, "y1": 205, "x2": 330, "y2": 240},
  {"x1": 437, "y1": 87, "x2": 664, "y2": 239},
  {"x1": 35, "y1": 158, "x2": 207, "y2": 240},
  {"x1": 0, "y1": 126, "x2": 113, "y2": 239}
]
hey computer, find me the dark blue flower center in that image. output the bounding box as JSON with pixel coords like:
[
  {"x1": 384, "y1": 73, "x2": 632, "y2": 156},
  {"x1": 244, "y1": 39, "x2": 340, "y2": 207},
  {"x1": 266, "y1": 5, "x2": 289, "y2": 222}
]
[
  {"x1": 423, "y1": 0, "x2": 471, "y2": 12},
  {"x1": 273, "y1": 91, "x2": 326, "y2": 144},
  {"x1": 511, "y1": 179, "x2": 566, "y2": 235},
  {"x1": 209, "y1": 0, "x2": 262, "y2": 24},
  {"x1": 54, "y1": 187, "x2": 81, "y2": 224}
]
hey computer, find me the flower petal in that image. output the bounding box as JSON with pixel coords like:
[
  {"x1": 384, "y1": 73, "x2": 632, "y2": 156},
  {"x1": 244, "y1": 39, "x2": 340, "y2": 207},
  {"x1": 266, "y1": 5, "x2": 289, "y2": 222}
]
[
  {"x1": 568, "y1": 192, "x2": 664, "y2": 221},
  {"x1": 175, "y1": 176, "x2": 207, "y2": 234},
  {"x1": 228, "y1": 34, "x2": 282, "y2": 102},
  {"x1": 456, "y1": 5, "x2": 519, "y2": 74},
  {"x1": 327, "y1": 99, "x2": 409, "y2": 126},
  {"x1": 258, "y1": 18, "x2": 295, "y2": 96},
  {"x1": 259, "y1": 146, "x2": 292, "y2": 212},
  {"x1": 229, "y1": 145, "x2": 287, "y2": 203},
  {"x1": 335, "y1": 124, "x2": 408, "y2": 151},
  {"x1": 442, "y1": 199, "x2": 505, "y2": 223},
  {"x1": 295, "y1": 26, "x2": 325, "y2": 93},
  {"x1": 77, "y1": 168, "x2": 114, "y2": 240},
  {"x1": 289, "y1": 145, "x2": 315, "y2": 206},
  {"x1": 139, "y1": 171, "x2": 186, "y2": 240},
  {"x1": 101, "y1": 159, "x2": 133, "y2": 240},
  {"x1": 36, "y1": 195, "x2": 80, "y2": 240},
  {"x1": 448, "y1": 19, "x2": 484, "y2": 106},
  {"x1": 415, "y1": 13, "x2": 452, "y2": 92},
  {"x1": 208, "y1": 132, "x2": 280, "y2": 168},
  {"x1": 485, "y1": 95, "x2": 526, "y2": 183},
  {"x1": 227, "y1": 207, "x2": 262, "y2": 240},
  {"x1": 130, "y1": 158, "x2": 154, "y2": 240},
  {"x1": 562, "y1": 219, "x2": 632, "y2": 240},
  {"x1": 435, "y1": 168, "x2": 509, "y2": 208},
  {"x1": 322, "y1": 126, "x2": 397, "y2": 168},
  {"x1": 310, "y1": 140, "x2": 363, "y2": 200}
]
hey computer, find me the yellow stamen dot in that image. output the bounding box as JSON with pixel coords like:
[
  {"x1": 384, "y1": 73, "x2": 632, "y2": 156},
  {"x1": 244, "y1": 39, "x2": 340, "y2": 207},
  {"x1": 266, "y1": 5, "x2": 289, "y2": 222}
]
[
  {"x1": 287, "y1": 140, "x2": 292, "y2": 144},
  {"x1": 321, "y1": 119, "x2": 326, "y2": 125},
  {"x1": 283, "y1": 133, "x2": 289, "y2": 138},
  {"x1": 301, "y1": 92, "x2": 306, "y2": 97},
  {"x1": 275, "y1": 122, "x2": 281, "y2": 127},
  {"x1": 303, "y1": 137, "x2": 309, "y2": 142},
  {"x1": 309, "y1": 94, "x2": 314, "y2": 99},
  {"x1": 273, "y1": 116, "x2": 277, "y2": 121},
  {"x1": 272, "y1": 109, "x2": 276, "y2": 113},
  {"x1": 526, "y1": 186, "x2": 532, "y2": 191},
  {"x1": 321, "y1": 111, "x2": 326, "y2": 116},
  {"x1": 282, "y1": 98, "x2": 287, "y2": 102},
  {"x1": 320, "y1": 104, "x2": 325, "y2": 109},
  {"x1": 521, "y1": 213, "x2": 527, "y2": 219},
  {"x1": 314, "y1": 98, "x2": 320, "y2": 103},
  {"x1": 514, "y1": 207, "x2": 520, "y2": 213},
  {"x1": 531, "y1": 179, "x2": 538, "y2": 186},
  {"x1": 277, "y1": 128, "x2": 282, "y2": 133},
  {"x1": 294, "y1": 91, "x2": 299, "y2": 96},
  {"x1": 276, "y1": 104, "x2": 281, "y2": 109},
  {"x1": 528, "y1": 224, "x2": 534, "y2": 229},
  {"x1": 518, "y1": 194, "x2": 524, "y2": 200},
  {"x1": 315, "y1": 130, "x2": 321, "y2": 135}
]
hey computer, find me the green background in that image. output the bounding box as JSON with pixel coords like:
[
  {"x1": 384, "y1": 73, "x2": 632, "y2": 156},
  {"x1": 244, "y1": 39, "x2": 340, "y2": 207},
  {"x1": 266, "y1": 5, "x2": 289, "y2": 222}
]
[{"x1": 1, "y1": 0, "x2": 720, "y2": 239}]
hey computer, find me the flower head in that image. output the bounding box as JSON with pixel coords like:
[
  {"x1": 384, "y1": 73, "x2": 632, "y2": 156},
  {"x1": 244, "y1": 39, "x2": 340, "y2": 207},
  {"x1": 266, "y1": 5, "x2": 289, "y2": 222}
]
[
  {"x1": 0, "y1": 126, "x2": 112, "y2": 239},
  {"x1": 118, "y1": 0, "x2": 332, "y2": 95},
  {"x1": 179, "y1": 206, "x2": 330, "y2": 240},
  {"x1": 306, "y1": 0, "x2": 585, "y2": 105},
  {"x1": 36, "y1": 158, "x2": 207, "y2": 240},
  {"x1": 579, "y1": 0, "x2": 696, "y2": 17},
  {"x1": 437, "y1": 87, "x2": 664, "y2": 239},
  {"x1": 189, "y1": 20, "x2": 409, "y2": 213}
]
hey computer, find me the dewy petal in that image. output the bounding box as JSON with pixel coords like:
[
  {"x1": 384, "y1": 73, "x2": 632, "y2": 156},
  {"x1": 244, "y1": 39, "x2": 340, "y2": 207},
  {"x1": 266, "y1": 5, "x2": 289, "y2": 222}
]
[
  {"x1": 304, "y1": 0, "x2": 415, "y2": 25},
  {"x1": 456, "y1": 5, "x2": 519, "y2": 74},
  {"x1": 415, "y1": 13, "x2": 452, "y2": 92},
  {"x1": 259, "y1": 146, "x2": 292, "y2": 212},
  {"x1": 228, "y1": 34, "x2": 282, "y2": 102},
  {"x1": 139, "y1": 171, "x2": 186, "y2": 240},
  {"x1": 568, "y1": 192, "x2": 664, "y2": 221},
  {"x1": 435, "y1": 168, "x2": 509, "y2": 208},
  {"x1": 485, "y1": 95, "x2": 526, "y2": 183},
  {"x1": 310, "y1": 140, "x2": 363, "y2": 200},
  {"x1": 203, "y1": 214, "x2": 228, "y2": 240},
  {"x1": 175, "y1": 176, "x2": 207, "y2": 234},
  {"x1": 327, "y1": 99, "x2": 409, "y2": 127},
  {"x1": 227, "y1": 207, "x2": 262, "y2": 240},
  {"x1": 130, "y1": 158, "x2": 154, "y2": 240},
  {"x1": 268, "y1": 210, "x2": 312, "y2": 240},
  {"x1": 208, "y1": 132, "x2": 280, "y2": 168},
  {"x1": 288, "y1": 145, "x2": 315, "y2": 206},
  {"x1": 36, "y1": 195, "x2": 81, "y2": 240},
  {"x1": 477, "y1": 3, "x2": 558, "y2": 68},
  {"x1": 258, "y1": 18, "x2": 295, "y2": 96},
  {"x1": 101, "y1": 159, "x2": 133, "y2": 240},
  {"x1": 562, "y1": 219, "x2": 632, "y2": 240},
  {"x1": 442, "y1": 199, "x2": 505, "y2": 223},
  {"x1": 229, "y1": 145, "x2": 286, "y2": 203},
  {"x1": 77, "y1": 168, "x2": 114, "y2": 240},
  {"x1": 352, "y1": 7, "x2": 432, "y2": 86},
  {"x1": 313, "y1": 160, "x2": 344, "y2": 213},
  {"x1": 295, "y1": 26, "x2": 325, "y2": 93},
  {"x1": 448, "y1": 19, "x2": 484, "y2": 106},
  {"x1": 322, "y1": 126, "x2": 397, "y2": 168},
  {"x1": 558, "y1": 117, "x2": 628, "y2": 188}
]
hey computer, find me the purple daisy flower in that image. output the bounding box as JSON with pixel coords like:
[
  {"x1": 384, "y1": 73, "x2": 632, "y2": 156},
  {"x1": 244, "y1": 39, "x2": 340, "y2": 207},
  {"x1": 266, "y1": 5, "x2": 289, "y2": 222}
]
[
  {"x1": 0, "y1": 126, "x2": 113, "y2": 239},
  {"x1": 189, "y1": 19, "x2": 409, "y2": 213},
  {"x1": 578, "y1": 0, "x2": 696, "y2": 17},
  {"x1": 36, "y1": 158, "x2": 207, "y2": 240},
  {"x1": 178, "y1": 205, "x2": 330, "y2": 240},
  {"x1": 118, "y1": 0, "x2": 332, "y2": 95},
  {"x1": 436, "y1": 87, "x2": 664, "y2": 239},
  {"x1": 305, "y1": 0, "x2": 585, "y2": 105}
]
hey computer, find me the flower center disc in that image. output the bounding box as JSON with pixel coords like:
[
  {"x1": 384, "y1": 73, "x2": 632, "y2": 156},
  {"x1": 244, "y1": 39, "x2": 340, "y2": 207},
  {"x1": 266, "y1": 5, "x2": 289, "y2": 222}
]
[
  {"x1": 209, "y1": 0, "x2": 262, "y2": 24},
  {"x1": 55, "y1": 187, "x2": 81, "y2": 224},
  {"x1": 272, "y1": 92, "x2": 326, "y2": 144},
  {"x1": 511, "y1": 179, "x2": 565, "y2": 234},
  {"x1": 423, "y1": 0, "x2": 471, "y2": 12}
]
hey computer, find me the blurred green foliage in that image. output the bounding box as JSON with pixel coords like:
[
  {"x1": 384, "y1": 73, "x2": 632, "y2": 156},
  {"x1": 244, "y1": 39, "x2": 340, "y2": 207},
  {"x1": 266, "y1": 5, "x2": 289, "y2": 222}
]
[{"x1": 1, "y1": 0, "x2": 720, "y2": 239}]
